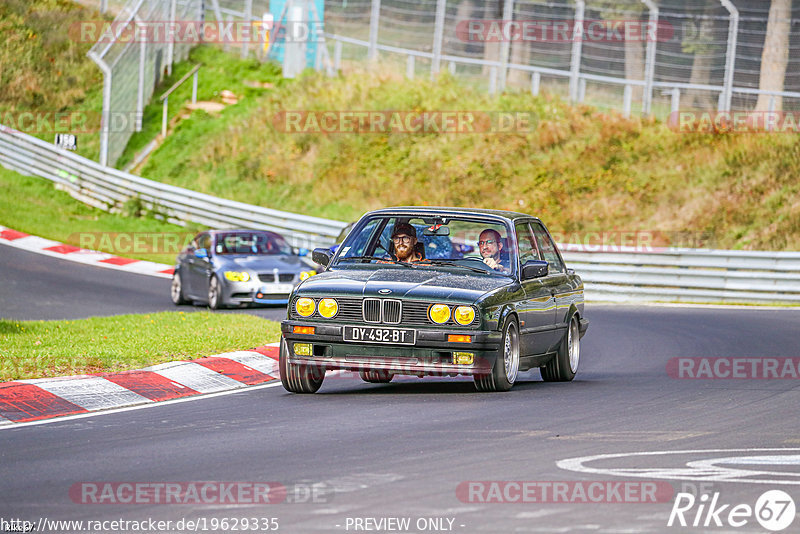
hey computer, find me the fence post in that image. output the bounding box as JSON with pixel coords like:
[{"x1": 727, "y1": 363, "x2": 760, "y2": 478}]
[
  {"x1": 89, "y1": 53, "x2": 112, "y2": 167},
  {"x1": 498, "y1": 0, "x2": 515, "y2": 91},
  {"x1": 406, "y1": 54, "x2": 415, "y2": 79},
  {"x1": 368, "y1": 0, "x2": 381, "y2": 62},
  {"x1": 136, "y1": 16, "x2": 146, "y2": 132},
  {"x1": 431, "y1": 0, "x2": 446, "y2": 77},
  {"x1": 100, "y1": 0, "x2": 107, "y2": 14},
  {"x1": 670, "y1": 88, "x2": 680, "y2": 114},
  {"x1": 623, "y1": 84, "x2": 632, "y2": 118},
  {"x1": 489, "y1": 66, "x2": 497, "y2": 95},
  {"x1": 192, "y1": 70, "x2": 198, "y2": 104},
  {"x1": 641, "y1": 0, "x2": 658, "y2": 116},
  {"x1": 334, "y1": 40, "x2": 342, "y2": 72},
  {"x1": 578, "y1": 78, "x2": 586, "y2": 103},
  {"x1": 531, "y1": 72, "x2": 540, "y2": 96},
  {"x1": 719, "y1": 0, "x2": 739, "y2": 112},
  {"x1": 241, "y1": 0, "x2": 253, "y2": 59},
  {"x1": 166, "y1": 0, "x2": 177, "y2": 76},
  {"x1": 569, "y1": 0, "x2": 585, "y2": 103}
]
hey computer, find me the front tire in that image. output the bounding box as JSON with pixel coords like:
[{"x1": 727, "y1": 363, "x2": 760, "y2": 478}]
[
  {"x1": 170, "y1": 271, "x2": 187, "y2": 305},
  {"x1": 474, "y1": 316, "x2": 520, "y2": 392},
  {"x1": 208, "y1": 275, "x2": 223, "y2": 310},
  {"x1": 279, "y1": 338, "x2": 325, "y2": 393},
  {"x1": 359, "y1": 369, "x2": 394, "y2": 383},
  {"x1": 541, "y1": 314, "x2": 580, "y2": 382}
]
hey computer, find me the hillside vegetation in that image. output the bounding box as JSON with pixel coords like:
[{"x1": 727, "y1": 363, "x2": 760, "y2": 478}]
[{"x1": 138, "y1": 61, "x2": 800, "y2": 251}]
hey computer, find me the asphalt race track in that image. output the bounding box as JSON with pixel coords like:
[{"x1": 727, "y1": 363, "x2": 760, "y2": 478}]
[
  {"x1": 0, "y1": 245, "x2": 286, "y2": 321},
  {"x1": 2, "y1": 246, "x2": 800, "y2": 532}
]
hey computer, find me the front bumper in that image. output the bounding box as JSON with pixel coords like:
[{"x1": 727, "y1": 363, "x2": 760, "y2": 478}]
[
  {"x1": 221, "y1": 279, "x2": 295, "y2": 306},
  {"x1": 281, "y1": 320, "x2": 502, "y2": 376}
]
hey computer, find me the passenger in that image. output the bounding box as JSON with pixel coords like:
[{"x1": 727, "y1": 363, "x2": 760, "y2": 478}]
[
  {"x1": 391, "y1": 222, "x2": 425, "y2": 263},
  {"x1": 478, "y1": 229, "x2": 509, "y2": 273}
]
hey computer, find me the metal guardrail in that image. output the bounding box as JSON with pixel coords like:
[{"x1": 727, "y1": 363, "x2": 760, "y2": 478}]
[
  {"x1": 0, "y1": 129, "x2": 347, "y2": 250},
  {"x1": 1, "y1": 127, "x2": 799, "y2": 303},
  {"x1": 561, "y1": 246, "x2": 800, "y2": 304}
]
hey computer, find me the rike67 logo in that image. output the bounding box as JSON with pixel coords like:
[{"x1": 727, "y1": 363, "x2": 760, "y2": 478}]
[{"x1": 668, "y1": 489, "x2": 796, "y2": 531}]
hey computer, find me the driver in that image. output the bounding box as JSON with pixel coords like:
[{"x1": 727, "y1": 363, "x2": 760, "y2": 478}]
[
  {"x1": 391, "y1": 222, "x2": 425, "y2": 263},
  {"x1": 478, "y1": 229, "x2": 509, "y2": 273}
]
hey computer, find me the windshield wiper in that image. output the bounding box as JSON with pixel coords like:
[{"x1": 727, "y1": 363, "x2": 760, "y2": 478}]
[
  {"x1": 337, "y1": 256, "x2": 416, "y2": 267},
  {"x1": 424, "y1": 259, "x2": 495, "y2": 274}
]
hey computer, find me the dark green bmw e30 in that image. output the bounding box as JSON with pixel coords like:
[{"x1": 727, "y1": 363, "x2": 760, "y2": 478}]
[{"x1": 279, "y1": 207, "x2": 588, "y2": 393}]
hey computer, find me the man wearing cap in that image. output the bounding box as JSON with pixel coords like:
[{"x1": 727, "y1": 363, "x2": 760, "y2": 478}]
[{"x1": 391, "y1": 222, "x2": 425, "y2": 263}]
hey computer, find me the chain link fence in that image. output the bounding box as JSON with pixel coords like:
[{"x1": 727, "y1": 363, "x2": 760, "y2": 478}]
[
  {"x1": 324, "y1": 0, "x2": 800, "y2": 118},
  {"x1": 88, "y1": 0, "x2": 202, "y2": 167}
]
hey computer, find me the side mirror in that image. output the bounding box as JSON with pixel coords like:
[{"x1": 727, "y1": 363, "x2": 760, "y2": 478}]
[
  {"x1": 521, "y1": 260, "x2": 548, "y2": 280},
  {"x1": 312, "y1": 247, "x2": 333, "y2": 267},
  {"x1": 194, "y1": 248, "x2": 209, "y2": 259}
]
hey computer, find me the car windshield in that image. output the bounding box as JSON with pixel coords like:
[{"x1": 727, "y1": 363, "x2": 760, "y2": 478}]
[
  {"x1": 215, "y1": 232, "x2": 292, "y2": 255},
  {"x1": 334, "y1": 215, "x2": 516, "y2": 275}
]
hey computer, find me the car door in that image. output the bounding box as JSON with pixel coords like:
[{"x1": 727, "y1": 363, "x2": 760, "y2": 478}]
[
  {"x1": 514, "y1": 221, "x2": 557, "y2": 356},
  {"x1": 185, "y1": 232, "x2": 212, "y2": 297},
  {"x1": 530, "y1": 221, "x2": 573, "y2": 352}
]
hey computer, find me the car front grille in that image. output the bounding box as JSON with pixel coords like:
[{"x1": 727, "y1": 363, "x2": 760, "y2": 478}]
[
  {"x1": 290, "y1": 297, "x2": 478, "y2": 327},
  {"x1": 258, "y1": 273, "x2": 295, "y2": 283}
]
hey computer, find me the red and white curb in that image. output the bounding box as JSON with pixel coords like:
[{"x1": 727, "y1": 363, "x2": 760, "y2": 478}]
[
  {"x1": 0, "y1": 225, "x2": 174, "y2": 278},
  {"x1": 0, "y1": 343, "x2": 280, "y2": 425}
]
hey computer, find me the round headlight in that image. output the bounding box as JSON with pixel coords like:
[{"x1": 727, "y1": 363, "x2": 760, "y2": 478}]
[
  {"x1": 295, "y1": 297, "x2": 316, "y2": 317},
  {"x1": 429, "y1": 303, "x2": 451, "y2": 324},
  {"x1": 318, "y1": 298, "x2": 338, "y2": 318},
  {"x1": 454, "y1": 306, "x2": 475, "y2": 325}
]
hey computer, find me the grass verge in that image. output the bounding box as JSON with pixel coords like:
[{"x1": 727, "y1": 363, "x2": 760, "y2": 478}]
[
  {"x1": 0, "y1": 311, "x2": 281, "y2": 381},
  {"x1": 0, "y1": 168, "x2": 203, "y2": 264}
]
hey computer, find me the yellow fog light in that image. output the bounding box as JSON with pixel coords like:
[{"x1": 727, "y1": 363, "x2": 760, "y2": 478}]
[
  {"x1": 224, "y1": 271, "x2": 251, "y2": 282},
  {"x1": 429, "y1": 303, "x2": 451, "y2": 324},
  {"x1": 454, "y1": 306, "x2": 475, "y2": 325},
  {"x1": 453, "y1": 352, "x2": 474, "y2": 365},
  {"x1": 318, "y1": 298, "x2": 338, "y2": 318},
  {"x1": 294, "y1": 343, "x2": 312, "y2": 356},
  {"x1": 295, "y1": 297, "x2": 315, "y2": 317},
  {"x1": 300, "y1": 270, "x2": 317, "y2": 281}
]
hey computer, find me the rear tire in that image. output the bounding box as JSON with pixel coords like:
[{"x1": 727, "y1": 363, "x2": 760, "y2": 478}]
[
  {"x1": 170, "y1": 271, "x2": 187, "y2": 305},
  {"x1": 474, "y1": 316, "x2": 519, "y2": 392},
  {"x1": 359, "y1": 369, "x2": 394, "y2": 383},
  {"x1": 541, "y1": 314, "x2": 580, "y2": 382},
  {"x1": 279, "y1": 338, "x2": 325, "y2": 393}
]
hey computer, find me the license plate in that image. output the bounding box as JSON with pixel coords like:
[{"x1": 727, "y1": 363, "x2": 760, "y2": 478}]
[
  {"x1": 343, "y1": 325, "x2": 416, "y2": 345},
  {"x1": 263, "y1": 283, "x2": 294, "y2": 294}
]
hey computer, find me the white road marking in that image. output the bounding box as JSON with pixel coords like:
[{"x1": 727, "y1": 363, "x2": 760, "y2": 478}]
[
  {"x1": 222, "y1": 351, "x2": 280, "y2": 376},
  {"x1": 557, "y1": 448, "x2": 800, "y2": 485}
]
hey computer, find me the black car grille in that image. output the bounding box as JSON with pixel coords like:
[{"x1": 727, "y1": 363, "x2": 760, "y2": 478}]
[
  {"x1": 289, "y1": 297, "x2": 479, "y2": 327},
  {"x1": 258, "y1": 273, "x2": 295, "y2": 283}
]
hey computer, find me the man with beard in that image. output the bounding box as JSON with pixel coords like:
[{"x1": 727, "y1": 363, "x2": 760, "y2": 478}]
[{"x1": 390, "y1": 222, "x2": 425, "y2": 263}]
